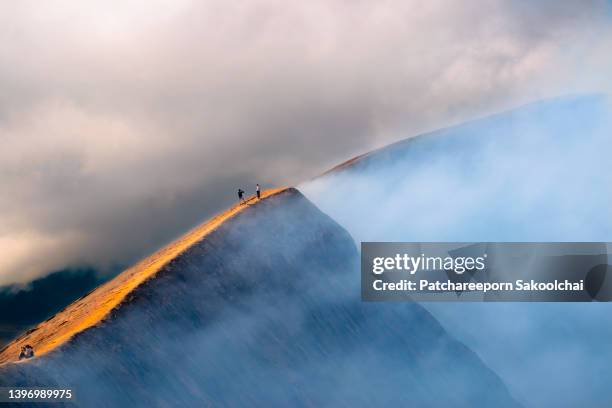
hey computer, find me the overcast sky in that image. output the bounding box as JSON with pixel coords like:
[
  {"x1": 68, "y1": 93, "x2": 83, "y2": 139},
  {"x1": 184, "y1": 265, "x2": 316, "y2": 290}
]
[{"x1": 0, "y1": 0, "x2": 611, "y2": 285}]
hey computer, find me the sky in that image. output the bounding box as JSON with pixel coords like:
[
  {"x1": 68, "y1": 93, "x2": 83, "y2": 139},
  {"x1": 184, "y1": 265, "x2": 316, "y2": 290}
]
[{"x1": 1, "y1": 0, "x2": 611, "y2": 285}]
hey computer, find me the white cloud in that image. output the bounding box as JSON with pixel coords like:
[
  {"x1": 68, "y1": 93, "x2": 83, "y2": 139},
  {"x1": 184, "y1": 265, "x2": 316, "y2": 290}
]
[{"x1": 0, "y1": 0, "x2": 610, "y2": 284}]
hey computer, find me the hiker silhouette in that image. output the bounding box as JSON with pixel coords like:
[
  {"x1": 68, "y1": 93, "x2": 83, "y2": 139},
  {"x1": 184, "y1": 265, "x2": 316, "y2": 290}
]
[{"x1": 19, "y1": 344, "x2": 34, "y2": 360}]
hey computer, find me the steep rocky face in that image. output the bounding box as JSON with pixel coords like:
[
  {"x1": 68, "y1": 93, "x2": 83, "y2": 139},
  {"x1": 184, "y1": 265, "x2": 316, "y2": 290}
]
[{"x1": 0, "y1": 189, "x2": 519, "y2": 407}]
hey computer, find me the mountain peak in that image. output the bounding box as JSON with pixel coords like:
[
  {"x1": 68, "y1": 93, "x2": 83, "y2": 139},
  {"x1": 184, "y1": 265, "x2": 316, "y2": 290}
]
[{"x1": 0, "y1": 187, "x2": 290, "y2": 365}]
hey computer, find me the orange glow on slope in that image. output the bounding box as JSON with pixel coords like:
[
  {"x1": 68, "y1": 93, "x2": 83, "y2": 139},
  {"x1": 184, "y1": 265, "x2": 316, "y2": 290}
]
[{"x1": 0, "y1": 188, "x2": 288, "y2": 365}]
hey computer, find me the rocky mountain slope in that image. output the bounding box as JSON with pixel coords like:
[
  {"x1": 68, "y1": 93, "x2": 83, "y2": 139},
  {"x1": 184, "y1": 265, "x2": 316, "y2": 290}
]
[{"x1": 0, "y1": 188, "x2": 518, "y2": 407}]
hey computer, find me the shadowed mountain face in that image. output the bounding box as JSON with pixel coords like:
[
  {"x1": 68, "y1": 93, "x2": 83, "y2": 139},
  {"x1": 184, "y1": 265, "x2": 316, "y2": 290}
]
[
  {"x1": 0, "y1": 189, "x2": 518, "y2": 407},
  {"x1": 0, "y1": 269, "x2": 103, "y2": 347},
  {"x1": 302, "y1": 95, "x2": 612, "y2": 407}
]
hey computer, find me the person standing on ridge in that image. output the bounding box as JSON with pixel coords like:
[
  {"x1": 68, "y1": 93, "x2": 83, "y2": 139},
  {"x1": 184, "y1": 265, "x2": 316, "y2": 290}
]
[
  {"x1": 238, "y1": 188, "x2": 245, "y2": 204},
  {"x1": 19, "y1": 345, "x2": 34, "y2": 360},
  {"x1": 256, "y1": 184, "x2": 261, "y2": 199}
]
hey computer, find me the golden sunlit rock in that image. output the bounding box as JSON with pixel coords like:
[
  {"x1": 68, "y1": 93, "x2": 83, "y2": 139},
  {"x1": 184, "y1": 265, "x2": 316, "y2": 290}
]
[{"x1": 0, "y1": 188, "x2": 287, "y2": 366}]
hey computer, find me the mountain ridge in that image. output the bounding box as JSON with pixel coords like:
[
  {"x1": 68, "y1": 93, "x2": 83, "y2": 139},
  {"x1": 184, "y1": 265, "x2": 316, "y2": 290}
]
[
  {"x1": 0, "y1": 188, "x2": 288, "y2": 365},
  {"x1": 320, "y1": 93, "x2": 607, "y2": 177}
]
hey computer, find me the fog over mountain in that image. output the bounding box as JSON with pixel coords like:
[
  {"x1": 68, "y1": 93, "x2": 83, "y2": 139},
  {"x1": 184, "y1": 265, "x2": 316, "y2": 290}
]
[
  {"x1": 0, "y1": 190, "x2": 520, "y2": 407},
  {"x1": 2, "y1": 0, "x2": 612, "y2": 285},
  {"x1": 1, "y1": 3, "x2": 611, "y2": 407},
  {"x1": 302, "y1": 95, "x2": 612, "y2": 407}
]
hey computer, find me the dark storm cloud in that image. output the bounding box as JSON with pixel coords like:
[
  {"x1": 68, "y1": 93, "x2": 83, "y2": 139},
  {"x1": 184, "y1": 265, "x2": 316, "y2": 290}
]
[{"x1": 0, "y1": 0, "x2": 610, "y2": 284}]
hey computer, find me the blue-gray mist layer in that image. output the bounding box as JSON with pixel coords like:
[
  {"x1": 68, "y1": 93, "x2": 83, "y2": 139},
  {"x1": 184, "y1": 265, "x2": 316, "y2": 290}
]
[
  {"x1": 0, "y1": 189, "x2": 519, "y2": 408},
  {"x1": 302, "y1": 94, "x2": 612, "y2": 408}
]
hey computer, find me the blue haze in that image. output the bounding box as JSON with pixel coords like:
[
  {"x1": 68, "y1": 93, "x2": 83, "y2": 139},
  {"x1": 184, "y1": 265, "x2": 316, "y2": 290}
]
[{"x1": 303, "y1": 94, "x2": 612, "y2": 408}]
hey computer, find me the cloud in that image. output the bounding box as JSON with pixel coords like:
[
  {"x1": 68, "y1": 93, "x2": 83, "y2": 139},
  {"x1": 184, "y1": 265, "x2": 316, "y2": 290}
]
[
  {"x1": 0, "y1": 0, "x2": 611, "y2": 284},
  {"x1": 300, "y1": 94, "x2": 612, "y2": 407}
]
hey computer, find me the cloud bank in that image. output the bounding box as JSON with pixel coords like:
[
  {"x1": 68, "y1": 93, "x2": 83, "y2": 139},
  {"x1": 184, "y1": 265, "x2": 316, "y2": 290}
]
[
  {"x1": 301, "y1": 94, "x2": 612, "y2": 407},
  {"x1": 1, "y1": 0, "x2": 611, "y2": 284}
]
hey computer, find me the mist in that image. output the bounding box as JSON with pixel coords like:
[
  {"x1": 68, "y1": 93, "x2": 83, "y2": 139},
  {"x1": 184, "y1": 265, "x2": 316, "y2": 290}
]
[
  {"x1": 301, "y1": 94, "x2": 612, "y2": 407},
  {"x1": 0, "y1": 190, "x2": 519, "y2": 407}
]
